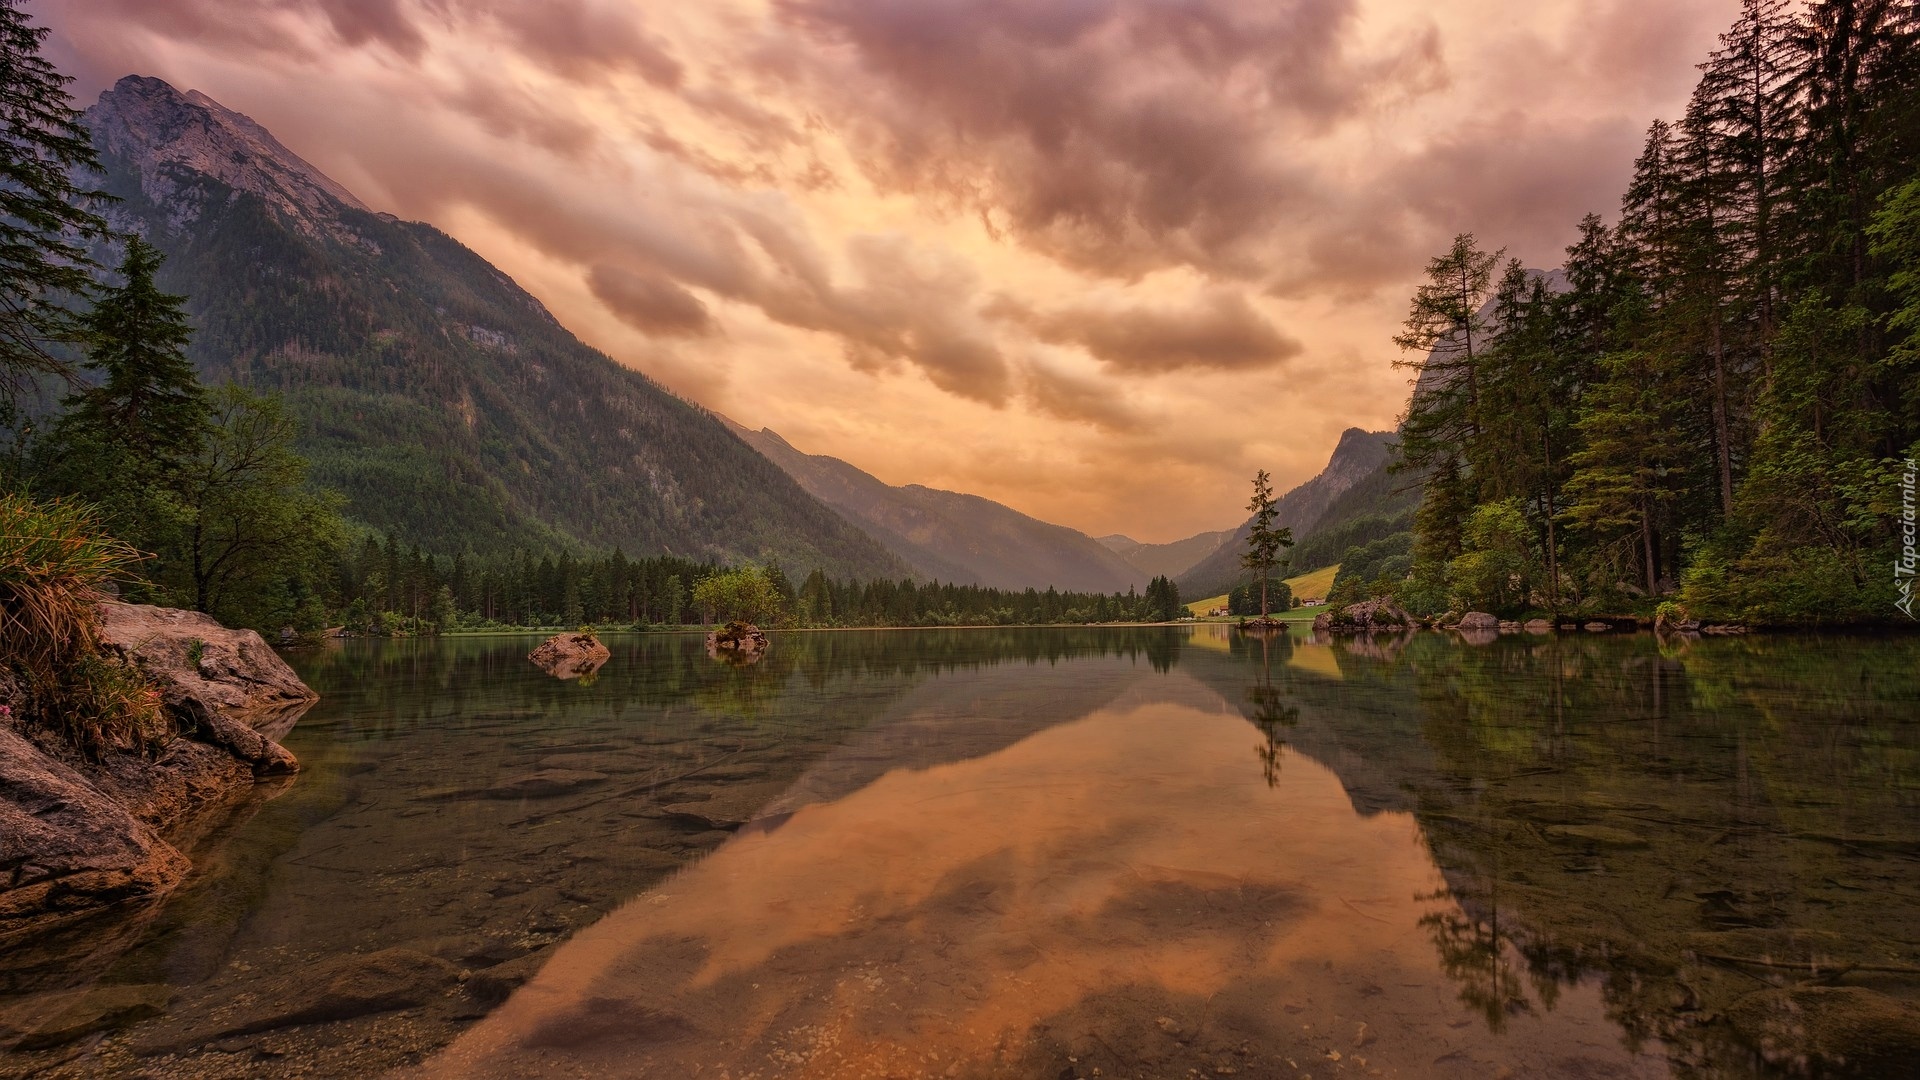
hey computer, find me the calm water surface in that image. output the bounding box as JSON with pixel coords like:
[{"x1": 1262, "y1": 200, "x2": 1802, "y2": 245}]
[{"x1": 3, "y1": 627, "x2": 1919, "y2": 1079}]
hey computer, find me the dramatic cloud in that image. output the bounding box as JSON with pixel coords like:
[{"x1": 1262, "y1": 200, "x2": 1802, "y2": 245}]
[
  {"x1": 587, "y1": 265, "x2": 715, "y2": 338},
  {"x1": 991, "y1": 290, "x2": 1301, "y2": 374},
  {"x1": 32, "y1": 0, "x2": 1742, "y2": 540}
]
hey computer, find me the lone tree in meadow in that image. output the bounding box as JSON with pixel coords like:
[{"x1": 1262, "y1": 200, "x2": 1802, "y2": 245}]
[{"x1": 1240, "y1": 470, "x2": 1293, "y2": 622}]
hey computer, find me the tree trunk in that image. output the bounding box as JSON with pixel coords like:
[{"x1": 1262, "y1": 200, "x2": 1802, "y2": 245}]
[
  {"x1": 1641, "y1": 501, "x2": 1659, "y2": 596},
  {"x1": 1710, "y1": 302, "x2": 1735, "y2": 515}
]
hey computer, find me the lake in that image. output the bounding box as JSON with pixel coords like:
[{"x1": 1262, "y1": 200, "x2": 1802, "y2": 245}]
[{"x1": 3, "y1": 626, "x2": 1919, "y2": 1078}]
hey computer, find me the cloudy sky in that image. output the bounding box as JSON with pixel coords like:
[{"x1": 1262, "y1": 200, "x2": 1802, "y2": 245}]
[{"x1": 35, "y1": 0, "x2": 1738, "y2": 542}]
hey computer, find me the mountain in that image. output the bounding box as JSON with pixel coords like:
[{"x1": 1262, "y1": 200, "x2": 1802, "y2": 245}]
[
  {"x1": 81, "y1": 76, "x2": 906, "y2": 579},
  {"x1": 1095, "y1": 530, "x2": 1234, "y2": 581},
  {"x1": 1175, "y1": 428, "x2": 1397, "y2": 598},
  {"x1": 725, "y1": 421, "x2": 1148, "y2": 593}
]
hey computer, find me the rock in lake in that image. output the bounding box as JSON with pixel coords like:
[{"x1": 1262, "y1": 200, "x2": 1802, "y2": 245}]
[
  {"x1": 1456, "y1": 612, "x2": 1500, "y2": 631},
  {"x1": 1523, "y1": 619, "x2": 1555, "y2": 634},
  {"x1": 1316, "y1": 599, "x2": 1411, "y2": 633},
  {"x1": 706, "y1": 621, "x2": 769, "y2": 661},
  {"x1": 528, "y1": 632, "x2": 610, "y2": 680}
]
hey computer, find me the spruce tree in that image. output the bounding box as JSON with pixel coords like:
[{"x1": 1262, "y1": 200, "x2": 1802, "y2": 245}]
[
  {"x1": 0, "y1": 0, "x2": 112, "y2": 414},
  {"x1": 61, "y1": 237, "x2": 208, "y2": 468},
  {"x1": 1239, "y1": 470, "x2": 1292, "y2": 619}
]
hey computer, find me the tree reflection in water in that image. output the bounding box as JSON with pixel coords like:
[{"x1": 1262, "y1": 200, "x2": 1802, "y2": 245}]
[{"x1": 1237, "y1": 626, "x2": 1298, "y2": 788}]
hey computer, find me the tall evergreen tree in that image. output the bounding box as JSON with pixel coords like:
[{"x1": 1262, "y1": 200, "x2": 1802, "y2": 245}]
[
  {"x1": 1239, "y1": 469, "x2": 1293, "y2": 620},
  {"x1": 0, "y1": 0, "x2": 111, "y2": 416},
  {"x1": 60, "y1": 237, "x2": 207, "y2": 468}
]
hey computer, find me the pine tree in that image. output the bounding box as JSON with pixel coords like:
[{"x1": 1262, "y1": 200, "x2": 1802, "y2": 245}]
[
  {"x1": 1395, "y1": 234, "x2": 1504, "y2": 467},
  {"x1": 1238, "y1": 470, "x2": 1293, "y2": 619},
  {"x1": 0, "y1": 0, "x2": 112, "y2": 415},
  {"x1": 60, "y1": 237, "x2": 208, "y2": 468}
]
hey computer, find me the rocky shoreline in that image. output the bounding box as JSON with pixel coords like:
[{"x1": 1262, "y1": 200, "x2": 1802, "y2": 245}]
[{"x1": 0, "y1": 604, "x2": 315, "y2": 999}]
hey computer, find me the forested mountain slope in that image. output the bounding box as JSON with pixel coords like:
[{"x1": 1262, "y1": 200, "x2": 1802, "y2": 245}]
[
  {"x1": 726, "y1": 421, "x2": 1148, "y2": 593},
  {"x1": 81, "y1": 75, "x2": 906, "y2": 579}
]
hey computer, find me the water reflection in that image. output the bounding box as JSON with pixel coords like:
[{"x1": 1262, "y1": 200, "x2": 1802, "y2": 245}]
[
  {"x1": 3, "y1": 628, "x2": 1917, "y2": 1079},
  {"x1": 430, "y1": 688, "x2": 1659, "y2": 1080}
]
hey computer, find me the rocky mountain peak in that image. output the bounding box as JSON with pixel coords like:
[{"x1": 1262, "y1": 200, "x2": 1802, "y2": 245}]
[{"x1": 85, "y1": 75, "x2": 368, "y2": 237}]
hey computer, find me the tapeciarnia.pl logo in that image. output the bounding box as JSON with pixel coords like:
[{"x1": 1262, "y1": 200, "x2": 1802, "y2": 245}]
[{"x1": 1900, "y1": 457, "x2": 1917, "y2": 620}]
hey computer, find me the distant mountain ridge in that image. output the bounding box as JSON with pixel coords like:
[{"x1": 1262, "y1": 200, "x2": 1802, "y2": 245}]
[
  {"x1": 1096, "y1": 530, "x2": 1234, "y2": 581},
  {"x1": 1176, "y1": 428, "x2": 1397, "y2": 598},
  {"x1": 82, "y1": 75, "x2": 906, "y2": 579},
  {"x1": 726, "y1": 421, "x2": 1149, "y2": 593}
]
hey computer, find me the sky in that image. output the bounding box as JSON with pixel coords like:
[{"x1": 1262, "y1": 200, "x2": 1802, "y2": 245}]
[{"x1": 34, "y1": 0, "x2": 1740, "y2": 542}]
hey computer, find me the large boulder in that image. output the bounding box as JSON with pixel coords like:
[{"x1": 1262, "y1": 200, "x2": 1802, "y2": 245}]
[
  {"x1": 1456, "y1": 612, "x2": 1500, "y2": 631},
  {"x1": 1320, "y1": 598, "x2": 1411, "y2": 632},
  {"x1": 528, "y1": 632, "x2": 610, "y2": 679},
  {"x1": 1, "y1": 604, "x2": 314, "y2": 970},
  {"x1": 0, "y1": 726, "x2": 189, "y2": 950},
  {"x1": 95, "y1": 602, "x2": 317, "y2": 716}
]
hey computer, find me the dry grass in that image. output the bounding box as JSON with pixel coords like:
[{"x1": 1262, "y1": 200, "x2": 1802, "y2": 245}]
[{"x1": 0, "y1": 494, "x2": 167, "y2": 754}]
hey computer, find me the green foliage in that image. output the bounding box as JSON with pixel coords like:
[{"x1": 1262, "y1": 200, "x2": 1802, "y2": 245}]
[
  {"x1": 691, "y1": 565, "x2": 786, "y2": 626},
  {"x1": 0, "y1": 0, "x2": 112, "y2": 414},
  {"x1": 1143, "y1": 575, "x2": 1184, "y2": 622},
  {"x1": 1447, "y1": 499, "x2": 1538, "y2": 615},
  {"x1": 1395, "y1": 6, "x2": 1920, "y2": 624},
  {"x1": 156, "y1": 386, "x2": 345, "y2": 627},
  {"x1": 1228, "y1": 580, "x2": 1290, "y2": 616},
  {"x1": 1329, "y1": 531, "x2": 1415, "y2": 609},
  {"x1": 61, "y1": 236, "x2": 207, "y2": 467}
]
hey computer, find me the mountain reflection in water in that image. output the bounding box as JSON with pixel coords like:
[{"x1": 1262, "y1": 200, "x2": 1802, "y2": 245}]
[
  {"x1": 428, "y1": 675, "x2": 1660, "y2": 1079},
  {"x1": 4, "y1": 627, "x2": 1916, "y2": 1079}
]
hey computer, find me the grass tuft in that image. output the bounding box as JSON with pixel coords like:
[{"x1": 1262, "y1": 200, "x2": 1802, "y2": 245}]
[{"x1": 0, "y1": 494, "x2": 168, "y2": 754}]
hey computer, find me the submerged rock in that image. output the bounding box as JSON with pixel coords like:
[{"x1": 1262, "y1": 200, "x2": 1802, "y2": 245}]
[
  {"x1": 6, "y1": 983, "x2": 170, "y2": 1050},
  {"x1": 1543, "y1": 824, "x2": 1650, "y2": 848},
  {"x1": 1726, "y1": 986, "x2": 1920, "y2": 1077},
  {"x1": 528, "y1": 632, "x2": 610, "y2": 680}
]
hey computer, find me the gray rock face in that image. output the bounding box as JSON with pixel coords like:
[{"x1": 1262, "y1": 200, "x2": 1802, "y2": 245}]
[
  {"x1": 88, "y1": 74, "x2": 369, "y2": 242},
  {"x1": 1457, "y1": 612, "x2": 1500, "y2": 631},
  {"x1": 96, "y1": 602, "x2": 318, "y2": 717}
]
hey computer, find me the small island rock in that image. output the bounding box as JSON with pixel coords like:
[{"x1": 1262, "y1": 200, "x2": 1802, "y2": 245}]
[
  {"x1": 707, "y1": 621, "x2": 770, "y2": 658},
  {"x1": 528, "y1": 632, "x2": 610, "y2": 679}
]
